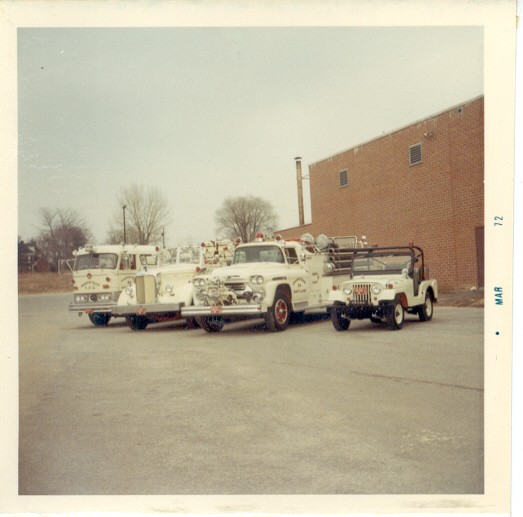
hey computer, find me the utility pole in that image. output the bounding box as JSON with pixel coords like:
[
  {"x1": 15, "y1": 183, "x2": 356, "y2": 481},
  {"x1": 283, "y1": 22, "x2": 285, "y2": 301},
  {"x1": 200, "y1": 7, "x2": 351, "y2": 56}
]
[
  {"x1": 295, "y1": 157, "x2": 305, "y2": 227},
  {"x1": 122, "y1": 204, "x2": 127, "y2": 245}
]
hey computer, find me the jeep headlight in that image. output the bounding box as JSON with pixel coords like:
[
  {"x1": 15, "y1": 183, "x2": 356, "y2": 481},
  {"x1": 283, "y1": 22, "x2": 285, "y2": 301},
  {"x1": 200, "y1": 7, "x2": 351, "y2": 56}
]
[
  {"x1": 343, "y1": 285, "x2": 353, "y2": 296},
  {"x1": 250, "y1": 275, "x2": 264, "y2": 285},
  {"x1": 98, "y1": 293, "x2": 112, "y2": 302},
  {"x1": 75, "y1": 294, "x2": 88, "y2": 303},
  {"x1": 371, "y1": 284, "x2": 383, "y2": 295}
]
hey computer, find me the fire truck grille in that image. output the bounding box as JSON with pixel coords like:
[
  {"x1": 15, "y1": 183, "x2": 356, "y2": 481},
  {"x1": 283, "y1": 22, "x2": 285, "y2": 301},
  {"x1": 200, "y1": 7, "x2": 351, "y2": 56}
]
[
  {"x1": 224, "y1": 282, "x2": 246, "y2": 292},
  {"x1": 136, "y1": 275, "x2": 157, "y2": 305},
  {"x1": 351, "y1": 283, "x2": 372, "y2": 304}
]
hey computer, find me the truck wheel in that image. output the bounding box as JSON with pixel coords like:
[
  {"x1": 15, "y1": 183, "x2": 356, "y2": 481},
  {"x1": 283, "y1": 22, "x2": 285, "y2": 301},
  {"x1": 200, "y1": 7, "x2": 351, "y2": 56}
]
[
  {"x1": 185, "y1": 316, "x2": 200, "y2": 329},
  {"x1": 265, "y1": 291, "x2": 291, "y2": 332},
  {"x1": 88, "y1": 313, "x2": 111, "y2": 326},
  {"x1": 418, "y1": 292, "x2": 434, "y2": 321},
  {"x1": 125, "y1": 315, "x2": 149, "y2": 330},
  {"x1": 199, "y1": 316, "x2": 225, "y2": 333},
  {"x1": 331, "y1": 307, "x2": 350, "y2": 331},
  {"x1": 386, "y1": 298, "x2": 404, "y2": 330}
]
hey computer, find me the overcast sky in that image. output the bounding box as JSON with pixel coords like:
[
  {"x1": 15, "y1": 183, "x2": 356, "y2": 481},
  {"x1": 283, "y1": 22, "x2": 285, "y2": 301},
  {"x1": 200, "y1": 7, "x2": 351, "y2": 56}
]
[{"x1": 17, "y1": 26, "x2": 483, "y2": 246}]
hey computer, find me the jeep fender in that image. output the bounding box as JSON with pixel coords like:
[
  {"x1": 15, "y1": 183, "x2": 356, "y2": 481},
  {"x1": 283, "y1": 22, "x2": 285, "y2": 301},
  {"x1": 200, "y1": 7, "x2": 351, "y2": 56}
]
[
  {"x1": 419, "y1": 280, "x2": 438, "y2": 301},
  {"x1": 328, "y1": 289, "x2": 346, "y2": 304},
  {"x1": 379, "y1": 291, "x2": 408, "y2": 308}
]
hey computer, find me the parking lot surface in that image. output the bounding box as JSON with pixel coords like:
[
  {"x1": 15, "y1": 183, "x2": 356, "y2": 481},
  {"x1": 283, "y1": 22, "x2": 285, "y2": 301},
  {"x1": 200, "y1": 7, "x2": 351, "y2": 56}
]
[{"x1": 18, "y1": 293, "x2": 483, "y2": 495}]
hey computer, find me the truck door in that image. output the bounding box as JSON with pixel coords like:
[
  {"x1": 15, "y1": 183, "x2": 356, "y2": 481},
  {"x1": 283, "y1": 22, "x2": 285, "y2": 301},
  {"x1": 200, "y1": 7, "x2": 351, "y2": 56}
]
[
  {"x1": 306, "y1": 254, "x2": 323, "y2": 303},
  {"x1": 285, "y1": 247, "x2": 308, "y2": 305}
]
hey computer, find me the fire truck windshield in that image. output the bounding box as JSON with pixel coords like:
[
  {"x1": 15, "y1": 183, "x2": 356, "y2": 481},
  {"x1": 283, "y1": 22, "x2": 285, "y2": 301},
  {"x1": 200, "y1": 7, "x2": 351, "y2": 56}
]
[{"x1": 74, "y1": 253, "x2": 118, "y2": 270}]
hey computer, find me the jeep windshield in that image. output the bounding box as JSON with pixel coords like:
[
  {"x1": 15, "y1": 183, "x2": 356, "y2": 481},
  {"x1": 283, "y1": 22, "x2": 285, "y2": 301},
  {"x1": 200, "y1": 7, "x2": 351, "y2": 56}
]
[
  {"x1": 232, "y1": 245, "x2": 285, "y2": 264},
  {"x1": 351, "y1": 250, "x2": 413, "y2": 276},
  {"x1": 74, "y1": 253, "x2": 118, "y2": 270}
]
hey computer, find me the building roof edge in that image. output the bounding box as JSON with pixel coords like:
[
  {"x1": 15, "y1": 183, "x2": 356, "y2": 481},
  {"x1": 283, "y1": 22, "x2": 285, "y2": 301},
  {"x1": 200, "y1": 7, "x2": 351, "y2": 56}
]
[{"x1": 309, "y1": 94, "x2": 484, "y2": 167}]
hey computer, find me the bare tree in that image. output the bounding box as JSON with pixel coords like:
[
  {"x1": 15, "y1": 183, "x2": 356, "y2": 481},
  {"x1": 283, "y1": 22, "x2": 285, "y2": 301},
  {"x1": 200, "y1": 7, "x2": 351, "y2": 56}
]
[
  {"x1": 215, "y1": 195, "x2": 279, "y2": 242},
  {"x1": 106, "y1": 184, "x2": 170, "y2": 245},
  {"x1": 37, "y1": 207, "x2": 92, "y2": 270}
]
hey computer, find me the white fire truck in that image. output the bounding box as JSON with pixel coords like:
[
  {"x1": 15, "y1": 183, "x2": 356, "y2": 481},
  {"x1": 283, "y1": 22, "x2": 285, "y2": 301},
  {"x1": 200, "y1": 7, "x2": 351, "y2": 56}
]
[
  {"x1": 181, "y1": 233, "x2": 367, "y2": 332},
  {"x1": 112, "y1": 241, "x2": 234, "y2": 330},
  {"x1": 69, "y1": 244, "x2": 162, "y2": 326}
]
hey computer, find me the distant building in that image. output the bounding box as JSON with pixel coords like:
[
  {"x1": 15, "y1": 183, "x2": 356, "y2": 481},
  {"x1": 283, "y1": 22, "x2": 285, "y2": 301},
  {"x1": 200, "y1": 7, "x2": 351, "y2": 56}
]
[
  {"x1": 18, "y1": 240, "x2": 48, "y2": 273},
  {"x1": 279, "y1": 96, "x2": 484, "y2": 291}
]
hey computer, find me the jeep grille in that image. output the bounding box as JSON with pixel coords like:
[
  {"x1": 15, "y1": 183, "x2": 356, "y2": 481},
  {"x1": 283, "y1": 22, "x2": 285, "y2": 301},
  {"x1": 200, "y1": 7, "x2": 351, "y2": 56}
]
[{"x1": 351, "y1": 283, "x2": 372, "y2": 304}]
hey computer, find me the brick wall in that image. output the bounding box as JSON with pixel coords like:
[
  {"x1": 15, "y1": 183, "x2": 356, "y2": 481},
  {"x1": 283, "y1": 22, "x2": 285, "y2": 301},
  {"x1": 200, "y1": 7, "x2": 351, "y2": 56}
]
[{"x1": 278, "y1": 97, "x2": 484, "y2": 291}]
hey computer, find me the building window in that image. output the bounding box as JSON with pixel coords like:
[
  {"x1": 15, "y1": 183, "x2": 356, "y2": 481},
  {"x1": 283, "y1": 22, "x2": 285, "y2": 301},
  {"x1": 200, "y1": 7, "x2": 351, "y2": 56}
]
[
  {"x1": 339, "y1": 169, "x2": 349, "y2": 187},
  {"x1": 409, "y1": 143, "x2": 422, "y2": 166}
]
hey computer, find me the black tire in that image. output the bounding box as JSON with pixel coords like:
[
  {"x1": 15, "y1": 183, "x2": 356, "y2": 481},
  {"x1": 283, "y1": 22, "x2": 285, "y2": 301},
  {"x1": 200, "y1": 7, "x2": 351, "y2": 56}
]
[
  {"x1": 125, "y1": 314, "x2": 149, "y2": 330},
  {"x1": 265, "y1": 291, "x2": 291, "y2": 332},
  {"x1": 88, "y1": 313, "x2": 111, "y2": 326},
  {"x1": 199, "y1": 316, "x2": 225, "y2": 333},
  {"x1": 386, "y1": 298, "x2": 404, "y2": 330},
  {"x1": 418, "y1": 292, "x2": 434, "y2": 321},
  {"x1": 185, "y1": 316, "x2": 200, "y2": 329},
  {"x1": 331, "y1": 306, "x2": 350, "y2": 331}
]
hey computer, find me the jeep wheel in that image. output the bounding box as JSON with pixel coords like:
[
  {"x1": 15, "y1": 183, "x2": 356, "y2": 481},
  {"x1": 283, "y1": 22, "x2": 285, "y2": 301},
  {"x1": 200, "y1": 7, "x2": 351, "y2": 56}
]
[
  {"x1": 88, "y1": 313, "x2": 111, "y2": 326},
  {"x1": 331, "y1": 307, "x2": 350, "y2": 331},
  {"x1": 265, "y1": 291, "x2": 291, "y2": 332},
  {"x1": 386, "y1": 298, "x2": 404, "y2": 330},
  {"x1": 418, "y1": 292, "x2": 434, "y2": 321},
  {"x1": 125, "y1": 315, "x2": 149, "y2": 330},
  {"x1": 199, "y1": 316, "x2": 225, "y2": 333}
]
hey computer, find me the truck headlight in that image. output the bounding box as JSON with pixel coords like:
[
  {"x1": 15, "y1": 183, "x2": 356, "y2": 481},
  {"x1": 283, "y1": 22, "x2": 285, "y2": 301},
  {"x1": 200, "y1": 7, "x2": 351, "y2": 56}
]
[
  {"x1": 250, "y1": 275, "x2": 264, "y2": 285},
  {"x1": 371, "y1": 284, "x2": 383, "y2": 295},
  {"x1": 343, "y1": 285, "x2": 353, "y2": 296},
  {"x1": 99, "y1": 293, "x2": 112, "y2": 302},
  {"x1": 193, "y1": 278, "x2": 206, "y2": 289}
]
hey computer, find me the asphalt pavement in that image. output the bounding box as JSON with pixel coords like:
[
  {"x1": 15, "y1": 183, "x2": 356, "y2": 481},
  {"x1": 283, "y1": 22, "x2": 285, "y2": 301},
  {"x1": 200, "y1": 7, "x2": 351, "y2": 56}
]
[{"x1": 17, "y1": 293, "x2": 484, "y2": 498}]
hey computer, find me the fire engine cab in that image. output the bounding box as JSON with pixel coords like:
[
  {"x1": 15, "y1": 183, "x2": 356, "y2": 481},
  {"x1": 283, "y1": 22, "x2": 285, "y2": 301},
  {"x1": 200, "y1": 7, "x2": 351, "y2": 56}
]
[{"x1": 69, "y1": 244, "x2": 162, "y2": 326}]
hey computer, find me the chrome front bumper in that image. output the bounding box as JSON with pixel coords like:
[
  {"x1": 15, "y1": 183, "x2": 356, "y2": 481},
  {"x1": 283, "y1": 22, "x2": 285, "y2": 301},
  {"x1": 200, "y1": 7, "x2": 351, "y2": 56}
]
[
  {"x1": 112, "y1": 302, "x2": 183, "y2": 316},
  {"x1": 69, "y1": 302, "x2": 116, "y2": 314},
  {"x1": 181, "y1": 303, "x2": 264, "y2": 317}
]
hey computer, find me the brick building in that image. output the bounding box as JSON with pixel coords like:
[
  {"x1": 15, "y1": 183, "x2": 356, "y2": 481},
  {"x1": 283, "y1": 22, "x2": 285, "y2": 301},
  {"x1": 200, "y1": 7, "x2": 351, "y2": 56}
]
[{"x1": 279, "y1": 96, "x2": 484, "y2": 291}]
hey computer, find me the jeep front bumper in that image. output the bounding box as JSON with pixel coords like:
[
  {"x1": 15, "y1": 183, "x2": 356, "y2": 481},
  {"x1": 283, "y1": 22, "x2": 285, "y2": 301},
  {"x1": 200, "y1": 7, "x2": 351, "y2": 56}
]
[{"x1": 331, "y1": 301, "x2": 387, "y2": 319}]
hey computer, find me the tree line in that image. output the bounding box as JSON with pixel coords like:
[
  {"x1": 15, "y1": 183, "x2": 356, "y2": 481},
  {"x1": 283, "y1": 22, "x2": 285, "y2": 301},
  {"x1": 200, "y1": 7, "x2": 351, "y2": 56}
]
[{"x1": 19, "y1": 184, "x2": 279, "y2": 272}]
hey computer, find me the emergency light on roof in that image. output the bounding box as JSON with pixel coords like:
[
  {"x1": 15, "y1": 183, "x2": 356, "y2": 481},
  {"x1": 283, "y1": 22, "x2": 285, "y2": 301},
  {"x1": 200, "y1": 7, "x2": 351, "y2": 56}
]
[{"x1": 255, "y1": 233, "x2": 265, "y2": 241}]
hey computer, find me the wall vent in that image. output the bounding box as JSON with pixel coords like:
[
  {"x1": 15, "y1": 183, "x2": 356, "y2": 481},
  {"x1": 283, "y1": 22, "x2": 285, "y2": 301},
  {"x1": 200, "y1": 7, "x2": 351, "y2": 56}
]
[
  {"x1": 339, "y1": 169, "x2": 349, "y2": 187},
  {"x1": 409, "y1": 143, "x2": 422, "y2": 166}
]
